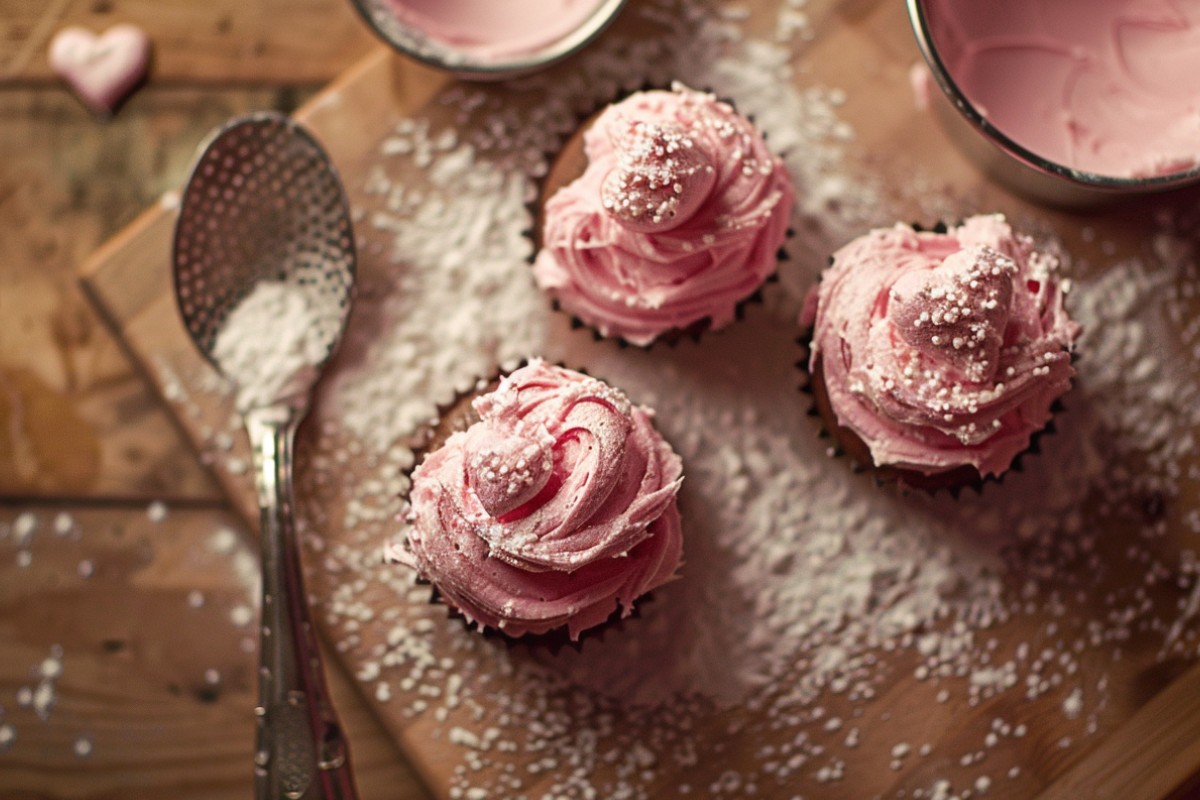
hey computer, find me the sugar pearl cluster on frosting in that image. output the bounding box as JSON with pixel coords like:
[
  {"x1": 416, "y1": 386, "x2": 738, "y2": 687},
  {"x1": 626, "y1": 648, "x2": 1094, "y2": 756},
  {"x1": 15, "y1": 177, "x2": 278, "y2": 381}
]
[
  {"x1": 889, "y1": 245, "x2": 1015, "y2": 386},
  {"x1": 804, "y1": 214, "x2": 1080, "y2": 477},
  {"x1": 600, "y1": 115, "x2": 717, "y2": 233},
  {"x1": 464, "y1": 425, "x2": 554, "y2": 519},
  {"x1": 397, "y1": 360, "x2": 684, "y2": 639},
  {"x1": 884, "y1": 245, "x2": 1028, "y2": 447}
]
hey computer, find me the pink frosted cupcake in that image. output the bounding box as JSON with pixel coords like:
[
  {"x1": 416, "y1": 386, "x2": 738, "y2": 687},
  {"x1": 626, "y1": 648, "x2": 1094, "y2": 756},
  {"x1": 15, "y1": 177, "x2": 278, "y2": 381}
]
[
  {"x1": 393, "y1": 360, "x2": 684, "y2": 640},
  {"x1": 534, "y1": 82, "x2": 795, "y2": 347},
  {"x1": 801, "y1": 215, "x2": 1081, "y2": 491}
]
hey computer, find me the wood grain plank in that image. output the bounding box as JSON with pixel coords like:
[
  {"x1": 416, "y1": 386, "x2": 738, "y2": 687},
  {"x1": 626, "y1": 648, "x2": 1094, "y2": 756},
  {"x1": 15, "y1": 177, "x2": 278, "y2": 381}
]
[
  {"x1": 0, "y1": 504, "x2": 431, "y2": 800},
  {"x1": 1037, "y1": 662, "x2": 1200, "y2": 800},
  {"x1": 0, "y1": 0, "x2": 376, "y2": 85}
]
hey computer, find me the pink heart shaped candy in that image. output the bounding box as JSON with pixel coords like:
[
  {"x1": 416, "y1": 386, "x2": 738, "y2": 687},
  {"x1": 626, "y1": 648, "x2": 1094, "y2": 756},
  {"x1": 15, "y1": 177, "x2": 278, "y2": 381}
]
[
  {"x1": 466, "y1": 428, "x2": 554, "y2": 519},
  {"x1": 890, "y1": 245, "x2": 1016, "y2": 384},
  {"x1": 49, "y1": 24, "x2": 151, "y2": 116},
  {"x1": 600, "y1": 117, "x2": 716, "y2": 233}
]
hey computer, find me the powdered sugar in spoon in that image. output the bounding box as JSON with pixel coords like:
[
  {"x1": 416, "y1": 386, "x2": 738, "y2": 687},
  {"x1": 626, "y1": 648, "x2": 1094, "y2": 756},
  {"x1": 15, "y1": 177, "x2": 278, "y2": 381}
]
[{"x1": 173, "y1": 111, "x2": 358, "y2": 800}]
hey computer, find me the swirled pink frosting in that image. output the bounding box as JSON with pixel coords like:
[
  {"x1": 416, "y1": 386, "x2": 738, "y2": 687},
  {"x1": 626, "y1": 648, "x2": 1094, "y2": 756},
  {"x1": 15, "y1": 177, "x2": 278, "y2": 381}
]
[
  {"x1": 802, "y1": 215, "x2": 1081, "y2": 477},
  {"x1": 397, "y1": 360, "x2": 684, "y2": 639},
  {"x1": 533, "y1": 83, "x2": 795, "y2": 346}
]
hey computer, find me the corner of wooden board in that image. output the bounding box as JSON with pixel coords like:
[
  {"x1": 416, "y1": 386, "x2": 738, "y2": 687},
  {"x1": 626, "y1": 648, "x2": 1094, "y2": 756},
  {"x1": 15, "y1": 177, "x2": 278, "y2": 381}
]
[{"x1": 1036, "y1": 660, "x2": 1200, "y2": 800}]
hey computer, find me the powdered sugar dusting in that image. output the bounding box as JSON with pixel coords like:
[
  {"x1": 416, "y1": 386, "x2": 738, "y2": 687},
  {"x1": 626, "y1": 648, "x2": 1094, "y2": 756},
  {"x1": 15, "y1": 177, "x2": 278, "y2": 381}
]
[{"x1": 335, "y1": 146, "x2": 537, "y2": 446}]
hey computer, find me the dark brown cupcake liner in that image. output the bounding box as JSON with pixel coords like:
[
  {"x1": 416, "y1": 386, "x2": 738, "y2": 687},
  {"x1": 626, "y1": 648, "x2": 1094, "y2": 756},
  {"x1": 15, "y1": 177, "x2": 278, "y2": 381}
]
[
  {"x1": 394, "y1": 359, "x2": 675, "y2": 649},
  {"x1": 403, "y1": 573, "x2": 654, "y2": 655},
  {"x1": 526, "y1": 83, "x2": 794, "y2": 350},
  {"x1": 540, "y1": 268, "x2": 784, "y2": 351}
]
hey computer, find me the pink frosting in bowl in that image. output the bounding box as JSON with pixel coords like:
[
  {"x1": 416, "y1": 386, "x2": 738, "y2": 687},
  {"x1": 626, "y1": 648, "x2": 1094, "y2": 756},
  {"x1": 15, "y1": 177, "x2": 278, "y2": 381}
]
[
  {"x1": 533, "y1": 83, "x2": 795, "y2": 346},
  {"x1": 909, "y1": 0, "x2": 1200, "y2": 201},
  {"x1": 381, "y1": 0, "x2": 611, "y2": 63},
  {"x1": 920, "y1": 0, "x2": 1200, "y2": 180},
  {"x1": 802, "y1": 215, "x2": 1081, "y2": 479},
  {"x1": 350, "y1": 0, "x2": 626, "y2": 79},
  {"x1": 394, "y1": 360, "x2": 684, "y2": 640}
]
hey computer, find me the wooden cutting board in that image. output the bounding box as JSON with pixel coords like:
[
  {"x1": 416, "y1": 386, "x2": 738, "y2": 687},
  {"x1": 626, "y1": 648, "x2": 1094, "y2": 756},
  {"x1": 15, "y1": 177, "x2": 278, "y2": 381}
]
[{"x1": 78, "y1": 1, "x2": 1200, "y2": 797}]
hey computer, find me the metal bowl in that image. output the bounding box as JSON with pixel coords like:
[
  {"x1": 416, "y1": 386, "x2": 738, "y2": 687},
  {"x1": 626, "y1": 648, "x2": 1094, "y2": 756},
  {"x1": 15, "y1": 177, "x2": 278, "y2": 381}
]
[
  {"x1": 906, "y1": 0, "x2": 1200, "y2": 206},
  {"x1": 347, "y1": 0, "x2": 627, "y2": 81}
]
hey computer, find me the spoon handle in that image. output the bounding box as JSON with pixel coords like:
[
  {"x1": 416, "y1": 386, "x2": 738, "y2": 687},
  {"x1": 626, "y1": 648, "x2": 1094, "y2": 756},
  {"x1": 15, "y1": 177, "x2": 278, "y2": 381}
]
[{"x1": 247, "y1": 408, "x2": 359, "y2": 800}]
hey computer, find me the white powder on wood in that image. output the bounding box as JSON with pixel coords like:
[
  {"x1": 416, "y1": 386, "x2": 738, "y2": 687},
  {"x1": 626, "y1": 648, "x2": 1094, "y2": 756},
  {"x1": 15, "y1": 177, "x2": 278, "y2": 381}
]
[{"x1": 73, "y1": 735, "x2": 93, "y2": 758}]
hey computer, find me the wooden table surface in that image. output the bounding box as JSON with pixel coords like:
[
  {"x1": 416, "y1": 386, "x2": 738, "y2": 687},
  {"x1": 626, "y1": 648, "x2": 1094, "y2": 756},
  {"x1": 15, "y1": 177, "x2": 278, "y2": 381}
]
[
  {"x1": 0, "y1": 1, "x2": 431, "y2": 797},
  {"x1": 6, "y1": 2, "x2": 1200, "y2": 799}
]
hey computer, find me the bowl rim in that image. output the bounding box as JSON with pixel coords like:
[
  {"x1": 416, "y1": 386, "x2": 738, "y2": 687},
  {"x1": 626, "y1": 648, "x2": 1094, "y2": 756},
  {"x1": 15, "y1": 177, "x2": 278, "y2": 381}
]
[
  {"x1": 906, "y1": 0, "x2": 1200, "y2": 192},
  {"x1": 347, "y1": 0, "x2": 628, "y2": 80}
]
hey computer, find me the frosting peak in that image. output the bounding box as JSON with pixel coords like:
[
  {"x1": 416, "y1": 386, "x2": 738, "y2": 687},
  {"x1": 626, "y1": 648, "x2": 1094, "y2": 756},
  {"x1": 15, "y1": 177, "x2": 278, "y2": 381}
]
[
  {"x1": 398, "y1": 360, "x2": 684, "y2": 639},
  {"x1": 600, "y1": 116, "x2": 717, "y2": 233},
  {"x1": 889, "y1": 244, "x2": 1015, "y2": 384},
  {"x1": 464, "y1": 425, "x2": 554, "y2": 518}
]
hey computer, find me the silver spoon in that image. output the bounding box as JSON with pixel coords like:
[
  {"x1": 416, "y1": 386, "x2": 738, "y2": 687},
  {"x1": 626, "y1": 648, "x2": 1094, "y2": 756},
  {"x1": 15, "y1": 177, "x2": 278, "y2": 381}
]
[{"x1": 172, "y1": 111, "x2": 358, "y2": 800}]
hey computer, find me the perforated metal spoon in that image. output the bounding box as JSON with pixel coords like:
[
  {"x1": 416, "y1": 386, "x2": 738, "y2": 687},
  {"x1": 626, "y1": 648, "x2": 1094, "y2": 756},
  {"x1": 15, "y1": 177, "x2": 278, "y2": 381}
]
[{"x1": 173, "y1": 111, "x2": 358, "y2": 800}]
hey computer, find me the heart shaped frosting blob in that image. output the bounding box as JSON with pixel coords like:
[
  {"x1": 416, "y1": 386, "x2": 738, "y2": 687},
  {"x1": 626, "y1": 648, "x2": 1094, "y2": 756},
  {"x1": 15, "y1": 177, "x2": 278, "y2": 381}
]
[
  {"x1": 889, "y1": 244, "x2": 1016, "y2": 384},
  {"x1": 465, "y1": 426, "x2": 554, "y2": 519},
  {"x1": 599, "y1": 116, "x2": 716, "y2": 233},
  {"x1": 48, "y1": 24, "x2": 151, "y2": 116}
]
